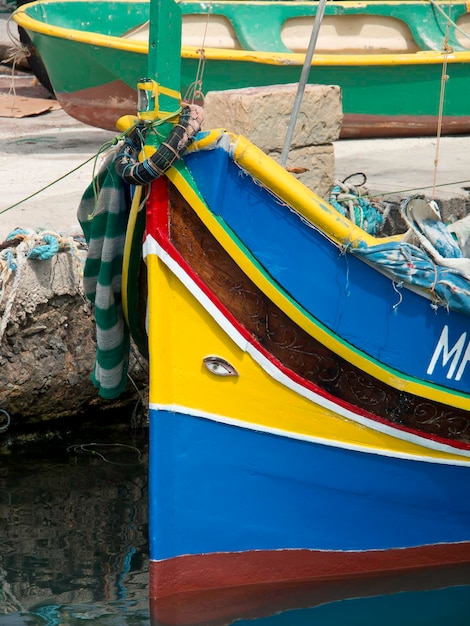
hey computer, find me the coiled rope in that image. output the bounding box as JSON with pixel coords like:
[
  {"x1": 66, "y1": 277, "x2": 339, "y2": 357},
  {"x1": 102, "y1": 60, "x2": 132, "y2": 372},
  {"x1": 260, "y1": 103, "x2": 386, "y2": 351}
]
[
  {"x1": 329, "y1": 173, "x2": 385, "y2": 235},
  {"x1": 5, "y1": 228, "x2": 60, "y2": 259}
]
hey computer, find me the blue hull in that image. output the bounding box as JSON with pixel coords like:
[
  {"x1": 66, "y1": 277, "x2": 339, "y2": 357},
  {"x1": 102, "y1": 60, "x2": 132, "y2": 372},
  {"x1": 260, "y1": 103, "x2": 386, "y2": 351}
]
[{"x1": 149, "y1": 407, "x2": 470, "y2": 561}]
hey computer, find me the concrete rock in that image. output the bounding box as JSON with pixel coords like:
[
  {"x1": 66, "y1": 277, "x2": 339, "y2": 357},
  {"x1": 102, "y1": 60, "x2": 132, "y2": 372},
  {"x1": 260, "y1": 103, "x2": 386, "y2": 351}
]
[
  {"x1": 0, "y1": 234, "x2": 148, "y2": 426},
  {"x1": 268, "y1": 144, "x2": 335, "y2": 199},
  {"x1": 203, "y1": 83, "x2": 343, "y2": 151}
]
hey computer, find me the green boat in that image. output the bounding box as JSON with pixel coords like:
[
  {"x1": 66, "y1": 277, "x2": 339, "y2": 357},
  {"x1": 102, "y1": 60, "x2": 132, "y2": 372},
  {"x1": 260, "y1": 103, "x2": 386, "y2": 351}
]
[{"x1": 12, "y1": 0, "x2": 470, "y2": 137}]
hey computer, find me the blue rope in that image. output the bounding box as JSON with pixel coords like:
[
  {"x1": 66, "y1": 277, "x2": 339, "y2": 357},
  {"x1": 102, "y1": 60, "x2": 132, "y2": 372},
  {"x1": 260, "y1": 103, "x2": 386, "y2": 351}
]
[
  {"x1": 6, "y1": 228, "x2": 29, "y2": 240},
  {"x1": 1, "y1": 231, "x2": 61, "y2": 269},
  {"x1": 27, "y1": 234, "x2": 60, "y2": 260},
  {"x1": 2, "y1": 249, "x2": 17, "y2": 271},
  {"x1": 329, "y1": 183, "x2": 384, "y2": 236}
]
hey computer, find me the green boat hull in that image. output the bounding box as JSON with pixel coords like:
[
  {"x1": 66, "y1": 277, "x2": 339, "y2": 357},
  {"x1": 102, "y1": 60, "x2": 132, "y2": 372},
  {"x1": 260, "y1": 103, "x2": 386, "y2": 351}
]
[{"x1": 13, "y1": 0, "x2": 470, "y2": 137}]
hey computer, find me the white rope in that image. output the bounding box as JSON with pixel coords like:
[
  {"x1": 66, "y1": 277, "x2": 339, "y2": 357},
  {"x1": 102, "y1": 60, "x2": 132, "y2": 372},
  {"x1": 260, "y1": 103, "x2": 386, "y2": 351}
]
[
  {"x1": 432, "y1": 1, "x2": 453, "y2": 198},
  {"x1": 428, "y1": 0, "x2": 470, "y2": 42},
  {"x1": 184, "y1": 2, "x2": 213, "y2": 103}
]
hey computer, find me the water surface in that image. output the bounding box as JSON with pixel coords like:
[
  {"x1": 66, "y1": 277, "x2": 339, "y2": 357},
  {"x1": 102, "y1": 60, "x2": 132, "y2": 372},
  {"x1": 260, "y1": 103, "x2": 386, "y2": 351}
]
[
  {"x1": 1, "y1": 424, "x2": 469, "y2": 625},
  {"x1": 0, "y1": 425, "x2": 150, "y2": 625}
]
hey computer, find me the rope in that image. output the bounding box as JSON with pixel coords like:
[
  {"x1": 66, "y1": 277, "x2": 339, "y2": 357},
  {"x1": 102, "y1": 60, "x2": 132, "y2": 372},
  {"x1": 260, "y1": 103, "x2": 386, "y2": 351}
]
[
  {"x1": 114, "y1": 104, "x2": 204, "y2": 185},
  {"x1": 183, "y1": 2, "x2": 212, "y2": 103},
  {"x1": 364, "y1": 176, "x2": 470, "y2": 201},
  {"x1": 0, "y1": 136, "x2": 124, "y2": 218},
  {"x1": 427, "y1": 0, "x2": 470, "y2": 43},
  {"x1": 0, "y1": 154, "x2": 97, "y2": 216},
  {"x1": 0, "y1": 236, "x2": 29, "y2": 342},
  {"x1": 329, "y1": 174, "x2": 385, "y2": 235},
  {"x1": 0, "y1": 229, "x2": 83, "y2": 342},
  {"x1": 432, "y1": 1, "x2": 453, "y2": 199}
]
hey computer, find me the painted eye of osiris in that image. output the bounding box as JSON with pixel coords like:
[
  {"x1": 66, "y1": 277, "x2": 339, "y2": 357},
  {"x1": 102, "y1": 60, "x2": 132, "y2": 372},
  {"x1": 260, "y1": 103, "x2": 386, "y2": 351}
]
[{"x1": 203, "y1": 356, "x2": 239, "y2": 377}]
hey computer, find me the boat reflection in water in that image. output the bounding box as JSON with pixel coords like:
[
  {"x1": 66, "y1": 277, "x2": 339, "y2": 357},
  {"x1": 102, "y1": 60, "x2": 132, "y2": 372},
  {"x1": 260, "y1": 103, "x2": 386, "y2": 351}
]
[
  {"x1": 210, "y1": 583, "x2": 470, "y2": 626},
  {"x1": 238, "y1": 585, "x2": 470, "y2": 626},
  {"x1": 150, "y1": 568, "x2": 470, "y2": 625}
]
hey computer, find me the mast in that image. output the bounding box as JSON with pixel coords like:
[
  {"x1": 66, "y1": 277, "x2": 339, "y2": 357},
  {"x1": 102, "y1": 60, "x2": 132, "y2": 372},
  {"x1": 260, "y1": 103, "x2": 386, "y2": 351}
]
[
  {"x1": 139, "y1": 0, "x2": 183, "y2": 145},
  {"x1": 280, "y1": 0, "x2": 328, "y2": 167},
  {"x1": 120, "y1": 0, "x2": 184, "y2": 350}
]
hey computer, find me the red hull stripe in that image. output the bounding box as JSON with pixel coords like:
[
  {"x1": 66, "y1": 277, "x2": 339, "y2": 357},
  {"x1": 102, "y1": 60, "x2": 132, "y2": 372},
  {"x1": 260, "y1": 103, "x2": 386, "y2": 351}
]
[{"x1": 149, "y1": 545, "x2": 470, "y2": 625}]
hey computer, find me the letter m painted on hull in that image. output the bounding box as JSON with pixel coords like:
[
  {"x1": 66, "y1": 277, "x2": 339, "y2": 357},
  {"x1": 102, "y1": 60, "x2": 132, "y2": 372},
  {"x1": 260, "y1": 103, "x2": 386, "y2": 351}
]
[{"x1": 428, "y1": 325, "x2": 470, "y2": 381}]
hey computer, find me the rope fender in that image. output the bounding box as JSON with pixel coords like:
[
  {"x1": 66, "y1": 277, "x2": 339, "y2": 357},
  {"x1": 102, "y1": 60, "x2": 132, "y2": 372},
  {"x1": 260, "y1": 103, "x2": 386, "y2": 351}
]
[{"x1": 114, "y1": 104, "x2": 204, "y2": 185}]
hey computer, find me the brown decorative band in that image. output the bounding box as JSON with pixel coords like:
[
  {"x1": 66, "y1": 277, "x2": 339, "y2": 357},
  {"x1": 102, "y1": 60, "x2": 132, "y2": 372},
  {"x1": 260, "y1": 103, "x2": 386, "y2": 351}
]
[{"x1": 168, "y1": 185, "x2": 470, "y2": 447}]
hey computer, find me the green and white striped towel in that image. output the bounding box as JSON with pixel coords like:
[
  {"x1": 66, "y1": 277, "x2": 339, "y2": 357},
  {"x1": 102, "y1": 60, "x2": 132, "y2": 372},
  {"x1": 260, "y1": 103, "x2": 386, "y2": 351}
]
[{"x1": 77, "y1": 150, "x2": 130, "y2": 399}]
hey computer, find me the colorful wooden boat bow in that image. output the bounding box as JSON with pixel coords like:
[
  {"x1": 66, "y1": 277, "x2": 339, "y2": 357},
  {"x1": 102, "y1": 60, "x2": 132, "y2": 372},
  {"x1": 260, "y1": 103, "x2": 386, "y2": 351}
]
[
  {"x1": 142, "y1": 131, "x2": 470, "y2": 622},
  {"x1": 71, "y1": 0, "x2": 470, "y2": 623},
  {"x1": 12, "y1": 0, "x2": 470, "y2": 137}
]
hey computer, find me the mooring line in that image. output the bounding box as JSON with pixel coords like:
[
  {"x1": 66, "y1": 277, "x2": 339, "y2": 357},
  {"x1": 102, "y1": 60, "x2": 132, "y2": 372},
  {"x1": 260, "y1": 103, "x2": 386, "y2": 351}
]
[{"x1": 0, "y1": 139, "x2": 120, "y2": 216}]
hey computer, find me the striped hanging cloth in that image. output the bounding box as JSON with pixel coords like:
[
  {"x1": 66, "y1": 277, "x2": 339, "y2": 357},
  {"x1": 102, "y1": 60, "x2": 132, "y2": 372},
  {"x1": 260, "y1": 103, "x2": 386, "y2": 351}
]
[{"x1": 77, "y1": 150, "x2": 131, "y2": 399}]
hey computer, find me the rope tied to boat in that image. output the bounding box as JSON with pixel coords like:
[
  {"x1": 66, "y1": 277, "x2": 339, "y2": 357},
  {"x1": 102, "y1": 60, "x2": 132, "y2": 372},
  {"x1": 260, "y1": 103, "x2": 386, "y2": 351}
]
[
  {"x1": 184, "y1": 2, "x2": 213, "y2": 103},
  {"x1": 432, "y1": 1, "x2": 454, "y2": 199},
  {"x1": 329, "y1": 174, "x2": 385, "y2": 235},
  {"x1": 427, "y1": 0, "x2": 470, "y2": 44},
  {"x1": 114, "y1": 104, "x2": 204, "y2": 185}
]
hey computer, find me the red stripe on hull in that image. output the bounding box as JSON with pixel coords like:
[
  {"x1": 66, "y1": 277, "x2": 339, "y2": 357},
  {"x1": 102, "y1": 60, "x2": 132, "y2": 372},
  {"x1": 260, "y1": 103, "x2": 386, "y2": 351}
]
[
  {"x1": 57, "y1": 87, "x2": 470, "y2": 139},
  {"x1": 149, "y1": 545, "x2": 470, "y2": 625},
  {"x1": 57, "y1": 83, "x2": 137, "y2": 131},
  {"x1": 341, "y1": 113, "x2": 470, "y2": 138}
]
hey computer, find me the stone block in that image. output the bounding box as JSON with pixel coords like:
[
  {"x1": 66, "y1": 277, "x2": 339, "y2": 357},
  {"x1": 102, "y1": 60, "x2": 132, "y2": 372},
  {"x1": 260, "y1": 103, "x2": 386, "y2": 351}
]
[
  {"x1": 268, "y1": 144, "x2": 335, "y2": 200},
  {"x1": 203, "y1": 83, "x2": 343, "y2": 152}
]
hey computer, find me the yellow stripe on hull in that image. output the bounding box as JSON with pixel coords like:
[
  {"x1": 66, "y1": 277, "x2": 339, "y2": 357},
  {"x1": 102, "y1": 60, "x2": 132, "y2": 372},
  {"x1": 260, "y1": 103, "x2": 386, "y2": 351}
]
[{"x1": 146, "y1": 250, "x2": 470, "y2": 464}]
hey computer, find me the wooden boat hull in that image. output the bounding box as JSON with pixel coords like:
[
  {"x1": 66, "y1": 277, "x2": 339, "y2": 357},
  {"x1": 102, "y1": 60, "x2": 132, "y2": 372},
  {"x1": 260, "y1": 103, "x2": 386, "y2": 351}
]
[
  {"x1": 13, "y1": 0, "x2": 470, "y2": 137},
  {"x1": 70, "y1": 0, "x2": 470, "y2": 620},
  {"x1": 139, "y1": 130, "x2": 470, "y2": 623}
]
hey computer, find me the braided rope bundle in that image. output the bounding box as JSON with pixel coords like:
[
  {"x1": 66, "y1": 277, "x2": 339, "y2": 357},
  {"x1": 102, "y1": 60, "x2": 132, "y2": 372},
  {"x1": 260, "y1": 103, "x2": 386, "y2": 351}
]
[{"x1": 114, "y1": 104, "x2": 204, "y2": 185}]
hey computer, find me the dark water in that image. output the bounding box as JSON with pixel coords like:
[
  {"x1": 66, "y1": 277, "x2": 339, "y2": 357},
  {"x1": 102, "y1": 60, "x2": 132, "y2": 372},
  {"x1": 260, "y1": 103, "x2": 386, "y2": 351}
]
[
  {"x1": 0, "y1": 425, "x2": 150, "y2": 625},
  {"x1": 1, "y1": 424, "x2": 470, "y2": 626}
]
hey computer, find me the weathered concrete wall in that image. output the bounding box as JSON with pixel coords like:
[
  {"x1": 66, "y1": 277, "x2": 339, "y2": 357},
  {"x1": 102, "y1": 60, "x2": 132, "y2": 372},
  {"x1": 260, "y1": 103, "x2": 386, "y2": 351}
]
[{"x1": 203, "y1": 84, "x2": 343, "y2": 198}]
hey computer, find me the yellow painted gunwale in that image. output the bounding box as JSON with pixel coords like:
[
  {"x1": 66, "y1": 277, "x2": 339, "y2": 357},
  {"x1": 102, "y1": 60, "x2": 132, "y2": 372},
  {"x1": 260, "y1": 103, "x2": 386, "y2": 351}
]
[{"x1": 13, "y1": 1, "x2": 470, "y2": 67}]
